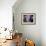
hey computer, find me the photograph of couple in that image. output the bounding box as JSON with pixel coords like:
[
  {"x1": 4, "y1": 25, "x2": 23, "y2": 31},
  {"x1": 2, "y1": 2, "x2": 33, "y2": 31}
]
[
  {"x1": 23, "y1": 15, "x2": 33, "y2": 22},
  {"x1": 21, "y1": 13, "x2": 36, "y2": 25}
]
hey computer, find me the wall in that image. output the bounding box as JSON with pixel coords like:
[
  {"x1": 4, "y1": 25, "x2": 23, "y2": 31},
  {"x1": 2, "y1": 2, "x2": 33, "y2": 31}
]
[
  {"x1": 0, "y1": 0, "x2": 16, "y2": 30},
  {"x1": 41, "y1": 0, "x2": 46, "y2": 46},
  {"x1": 13, "y1": 0, "x2": 41, "y2": 46}
]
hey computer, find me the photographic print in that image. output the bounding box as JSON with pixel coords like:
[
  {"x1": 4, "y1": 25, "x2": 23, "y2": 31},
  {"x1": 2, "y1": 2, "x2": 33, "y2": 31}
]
[{"x1": 21, "y1": 13, "x2": 36, "y2": 25}]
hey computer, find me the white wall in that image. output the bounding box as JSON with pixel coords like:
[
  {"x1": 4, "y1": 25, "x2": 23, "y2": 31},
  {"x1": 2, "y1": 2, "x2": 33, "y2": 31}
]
[
  {"x1": 13, "y1": 0, "x2": 46, "y2": 46},
  {"x1": 41, "y1": 0, "x2": 46, "y2": 46},
  {"x1": 13, "y1": 0, "x2": 41, "y2": 46},
  {"x1": 0, "y1": 0, "x2": 16, "y2": 29}
]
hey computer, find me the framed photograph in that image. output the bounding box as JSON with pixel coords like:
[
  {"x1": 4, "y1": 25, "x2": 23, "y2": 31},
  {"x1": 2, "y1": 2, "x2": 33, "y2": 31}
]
[{"x1": 21, "y1": 13, "x2": 36, "y2": 25}]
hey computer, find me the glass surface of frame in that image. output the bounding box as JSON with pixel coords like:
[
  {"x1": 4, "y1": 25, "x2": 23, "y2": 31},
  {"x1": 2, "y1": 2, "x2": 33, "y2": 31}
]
[{"x1": 21, "y1": 13, "x2": 36, "y2": 25}]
